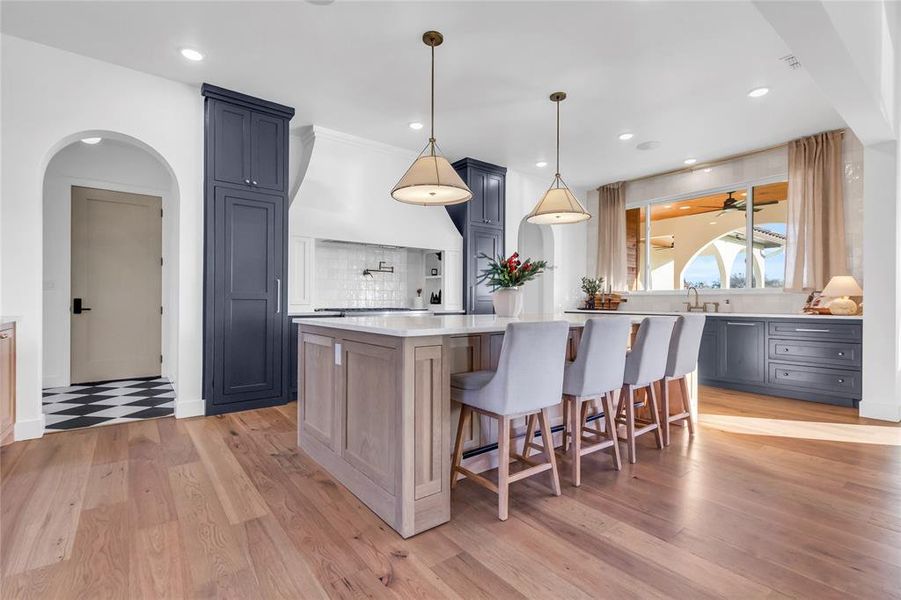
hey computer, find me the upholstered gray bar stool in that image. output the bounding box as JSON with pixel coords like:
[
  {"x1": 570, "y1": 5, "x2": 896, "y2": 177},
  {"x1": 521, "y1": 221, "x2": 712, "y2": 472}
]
[
  {"x1": 556, "y1": 317, "x2": 631, "y2": 486},
  {"x1": 615, "y1": 317, "x2": 676, "y2": 464},
  {"x1": 450, "y1": 321, "x2": 569, "y2": 521},
  {"x1": 659, "y1": 314, "x2": 706, "y2": 446}
]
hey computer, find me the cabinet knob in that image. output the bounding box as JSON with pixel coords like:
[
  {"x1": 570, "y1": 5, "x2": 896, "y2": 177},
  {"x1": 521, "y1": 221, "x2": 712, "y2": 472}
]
[
  {"x1": 252, "y1": 180, "x2": 258, "y2": 186},
  {"x1": 838, "y1": 378, "x2": 845, "y2": 383},
  {"x1": 244, "y1": 179, "x2": 251, "y2": 185},
  {"x1": 837, "y1": 351, "x2": 845, "y2": 356},
  {"x1": 0, "y1": 333, "x2": 9, "y2": 340}
]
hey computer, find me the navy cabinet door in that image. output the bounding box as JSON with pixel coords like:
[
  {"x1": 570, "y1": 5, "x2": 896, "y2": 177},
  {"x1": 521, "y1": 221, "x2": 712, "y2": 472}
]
[
  {"x1": 250, "y1": 112, "x2": 286, "y2": 191},
  {"x1": 212, "y1": 102, "x2": 251, "y2": 186},
  {"x1": 718, "y1": 320, "x2": 765, "y2": 383},
  {"x1": 210, "y1": 186, "x2": 285, "y2": 408},
  {"x1": 470, "y1": 226, "x2": 503, "y2": 314},
  {"x1": 468, "y1": 170, "x2": 487, "y2": 227},
  {"x1": 697, "y1": 330, "x2": 719, "y2": 381},
  {"x1": 483, "y1": 172, "x2": 504, "y2": 227}
]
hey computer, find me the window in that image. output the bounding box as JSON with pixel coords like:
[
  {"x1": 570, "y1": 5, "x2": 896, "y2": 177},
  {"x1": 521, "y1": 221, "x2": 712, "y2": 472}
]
[{"x1": 627, "y1": 181, "x2": 787, "y2": 291}]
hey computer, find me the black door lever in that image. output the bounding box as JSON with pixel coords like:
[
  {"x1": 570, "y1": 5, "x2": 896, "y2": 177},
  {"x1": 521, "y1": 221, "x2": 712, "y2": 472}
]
[{"x1": 73, "y1": 298, "x2": 92, "y2": 314}]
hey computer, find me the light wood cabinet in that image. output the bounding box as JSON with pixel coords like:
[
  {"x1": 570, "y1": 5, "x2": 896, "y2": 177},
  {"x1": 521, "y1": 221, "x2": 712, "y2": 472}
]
[{"x1": 1, "y1": 322, "x2": 16, "y2": 446}]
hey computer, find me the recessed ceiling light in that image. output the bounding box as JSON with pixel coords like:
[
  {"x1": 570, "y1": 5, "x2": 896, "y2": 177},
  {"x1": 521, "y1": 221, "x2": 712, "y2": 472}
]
[
  {"x1": 180, "y1": 48, "x2": 204, "y2": 62},
  {"x1": 408, "y1": 121, "x2": 424, "y2": 130},
  {"x1": 747, "y1": 87, "x2": 769, "y2": 98},
  {"x1": 535, "y1": 161, "x2": 548, "y2": 168},
  {"x1": 709, "y1": 221, "x2": 718, "y2": 225},
  {"x1": 80, "y1": 137, "x2": 102, "y2": 145},
  {"x1": 618, "y1": 132, "x2": 634, "y2": 141},
  {"x1": 663, "y1": 204, "x2": 672, "y2": 208},
  {"x1": 703, "y1": 167, "x2": 712, "y2": 173},
  {"x1": 679, "y1": 206, "x2": 691, "y2": 210},
  {"x1": 684, "y1": 158, "x2": 697, "y2": 165}
]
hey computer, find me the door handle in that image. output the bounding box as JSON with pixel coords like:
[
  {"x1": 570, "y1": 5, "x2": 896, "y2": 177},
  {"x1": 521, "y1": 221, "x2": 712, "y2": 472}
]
[
  {"x1": 73, "y1": 298, "x2": 92, "y2": 314},
  {"x1": 252, "y1": 180, "x2": 258, "y2": 186},
  {"x1": 794, "y1": 328, "x2": 830, "y2": 333},
  {"x1": 276, "y1": 278, "x2": 281, "y2": 314},
  {"x1": 726, "y1": 321, "x2": 755, "y2": 326},
  {"x1": 244, "y1": 179, "x2": 251, "y2": 185}
]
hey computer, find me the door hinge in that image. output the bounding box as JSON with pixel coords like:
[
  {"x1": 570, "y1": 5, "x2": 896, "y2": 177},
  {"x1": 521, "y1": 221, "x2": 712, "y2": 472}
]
[
  {"x1": 160, "y1": 306, "x2": 164, "y2": 315},
  {"x1": 160, "y1": 257, "x2": 164, "y2": 266},
  {"x1": 160, "y1": 208, "x2": 164, "y2": 218},
  {"x1": 160, "y1": 354, "x2": 163, "y2": 364}
]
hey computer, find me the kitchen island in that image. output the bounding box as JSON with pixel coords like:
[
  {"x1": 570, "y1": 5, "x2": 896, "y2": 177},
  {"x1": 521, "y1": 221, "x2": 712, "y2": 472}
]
[{"x1": 293, "y1": 313, "x2": 689, "y2": 538}]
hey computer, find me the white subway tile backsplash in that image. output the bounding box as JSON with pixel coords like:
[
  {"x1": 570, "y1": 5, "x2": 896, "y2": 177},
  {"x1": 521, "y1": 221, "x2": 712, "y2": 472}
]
[{"x1": 315, "y1": 241, "x2": 412, "y2": 308}]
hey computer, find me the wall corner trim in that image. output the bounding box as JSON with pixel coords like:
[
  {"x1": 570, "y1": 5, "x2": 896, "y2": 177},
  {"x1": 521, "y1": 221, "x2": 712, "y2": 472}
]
[
  {"x1": 175, "y1": 398, "x2": 205, "y2": 419},
  {"x1": 14, "y1": 415, "x2": 46, "y2": 441},
  {"x1": 858, "y1": 400, "x2": 901, "y2": 422}
]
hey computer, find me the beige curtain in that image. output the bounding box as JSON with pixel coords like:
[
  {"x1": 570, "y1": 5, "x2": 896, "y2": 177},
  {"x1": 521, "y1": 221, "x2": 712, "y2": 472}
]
[
  {"x1": 784, "y1": 131, "x2": 847, "y2": 291},
  {"x1": 596, "y1": 181, "x2": 627, "y2": 290}
]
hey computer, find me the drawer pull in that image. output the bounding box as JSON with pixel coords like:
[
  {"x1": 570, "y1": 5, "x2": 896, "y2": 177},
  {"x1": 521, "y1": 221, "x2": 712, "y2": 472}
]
[
  {"x1": 837, "y1": 352, "x2": 845, "y2": 356},
  {"x1": 794, "y1": 328, "x2": 830, "y2": 333},
  {"x1": 727, "y1": 322, "x2": 756, "y2": 327},
  {"x1": 837, "y1": 378, "x2": 845, "y2": 383},
  {"x1": 783, "y1": 372, "x2": 790, "y2": 377}
]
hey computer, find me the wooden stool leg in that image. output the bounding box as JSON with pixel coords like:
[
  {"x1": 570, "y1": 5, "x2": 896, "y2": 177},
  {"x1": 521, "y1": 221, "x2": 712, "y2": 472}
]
[
  {"x1": 570, "y1": 397, "x2": 582, "y2": 486},
  {"x1": 680, "y1": 376, "x2": 696, "y2": 436},
  {"x1": 647, "y1": 383, "x2": 664, "y2": 449},
  {"x1": 625, "y1": 385, "x2": 637, "y2": 464},
  {"x1": 561, "y1": 399, "x2": 570, "y2": 453},
  {"x1": 451, "y1": 405, "x2": 470, "y2": 488},
  {"x1": 522, "y1": 414, "x2": 537, "y2": 459},
  {"x1": 661, "y1": 378, "x2": 671, "y2": 447},
  {"x1": 497, "y1": 416, "x2": 511, "y2": 520},
  {"x1": 603, "y1": 392, "x2": 622, "y2": 470},
  {"x1": 538, "y1": 408, "x2": 562, "y2": 496}
]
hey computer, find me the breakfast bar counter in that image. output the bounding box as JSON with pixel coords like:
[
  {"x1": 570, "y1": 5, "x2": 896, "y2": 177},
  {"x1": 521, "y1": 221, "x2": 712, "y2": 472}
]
[{"x1": 293, "y1": 313, "x2": 685, "y2": 538}]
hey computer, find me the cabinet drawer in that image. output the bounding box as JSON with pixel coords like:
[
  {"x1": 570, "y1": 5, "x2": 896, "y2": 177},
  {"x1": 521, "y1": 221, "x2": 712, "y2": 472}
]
[
  {"x1": 767, "y1": 320, "x2": 861, "y2": 341},
  {"x1": 768, "y1": 362, "x2": 861, "y2": 397},
  {"x1": 768, "y1": 339, "x2": 861, "y2": 368}
]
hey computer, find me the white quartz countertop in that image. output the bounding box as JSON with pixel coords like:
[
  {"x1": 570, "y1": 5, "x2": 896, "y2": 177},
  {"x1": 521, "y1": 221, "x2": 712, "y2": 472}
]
[
  {"x1": 565, "y1": 309, "x2": 863, "y2": 320},
  {"x1": 293, "y1": 313, "x2": 646, "y2": 337}
]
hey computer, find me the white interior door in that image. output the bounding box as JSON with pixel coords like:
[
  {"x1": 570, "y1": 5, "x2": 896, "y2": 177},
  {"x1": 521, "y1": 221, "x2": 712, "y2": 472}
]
[{"x1": 71, "y1": 186, "x2": 162, "y2": 383}]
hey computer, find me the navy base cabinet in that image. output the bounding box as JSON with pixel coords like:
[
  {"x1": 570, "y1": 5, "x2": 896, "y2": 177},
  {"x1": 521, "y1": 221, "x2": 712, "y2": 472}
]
[
  {"x1": 698, "y1": 316, "x2": 862, "y2": 407},
  {"x1": 202, "y1": 84, "x2": 295, "y2": 415}
]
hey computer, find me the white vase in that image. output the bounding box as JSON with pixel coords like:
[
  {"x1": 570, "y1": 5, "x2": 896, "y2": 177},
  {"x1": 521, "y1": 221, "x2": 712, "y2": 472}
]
[{"x1": 492, "y1": 287, "x2": 523, "y2": 318}]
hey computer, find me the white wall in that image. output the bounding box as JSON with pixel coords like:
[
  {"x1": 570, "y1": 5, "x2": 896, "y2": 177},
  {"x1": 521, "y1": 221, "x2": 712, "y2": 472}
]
[
  {"x1": 42, "y1": 139, "x2": 176, "y2": 389},
  {"x1": 1, "y1": 35, "x2": 205, "y2": 438}
]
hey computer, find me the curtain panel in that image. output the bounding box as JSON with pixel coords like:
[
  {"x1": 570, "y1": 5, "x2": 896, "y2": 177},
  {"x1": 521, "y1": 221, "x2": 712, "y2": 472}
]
[
  {"x1": 784, "y1": 130, "x2": 847, "y2": 291},
  {"x1": 596, "y1": 181, "x2": 627, "y2": 290}
]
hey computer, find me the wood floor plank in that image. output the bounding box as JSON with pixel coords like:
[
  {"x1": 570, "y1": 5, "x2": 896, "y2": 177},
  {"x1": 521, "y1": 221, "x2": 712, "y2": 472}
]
[
  {"x1": 184, "y1": 418, "x2": 269, "y2": 524},
  {"x1": 129, "y1": 521, "x2": 190, "y2": 599},
  {"x1": 168, "y1": 461, "x2": 251, "y2": 589},
  {"x1": 3, "y1": 386, "x2": 900, "y2": 599}
]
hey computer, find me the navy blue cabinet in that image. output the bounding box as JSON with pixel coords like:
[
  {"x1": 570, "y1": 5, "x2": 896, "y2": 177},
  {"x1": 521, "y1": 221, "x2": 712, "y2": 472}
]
[
  {"x1": 202, "y1": 84, "x2": 294, "y2": 415},
  {"x1": 447, "y1": 158, "x2": 507, "y2": 314},
  {"x1": 699, "y1": 315, "x2": 862, "y2": 407}
]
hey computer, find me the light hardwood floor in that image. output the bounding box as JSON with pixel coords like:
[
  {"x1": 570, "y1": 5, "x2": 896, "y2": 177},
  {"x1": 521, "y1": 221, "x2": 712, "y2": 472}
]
[{"x1": 2, "y1": 387, "x2": 901, "y2": 599}]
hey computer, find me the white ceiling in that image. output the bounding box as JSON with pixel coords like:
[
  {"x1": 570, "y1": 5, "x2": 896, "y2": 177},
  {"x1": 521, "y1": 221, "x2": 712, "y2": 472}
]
[{"x1": 1, "y1": 1, "x2": 844, "y2": 189}]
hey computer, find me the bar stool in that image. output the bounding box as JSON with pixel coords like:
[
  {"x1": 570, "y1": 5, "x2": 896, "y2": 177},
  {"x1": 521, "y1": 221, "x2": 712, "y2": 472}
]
[
  {"x1": 659, "y1": 314, "x2": 705, "y2": 446},
  {"x1": 559, "y1": 317, "x2": 631, "y2": 486},
  {"x1": 615, "y1": 317, "x2": 676, "y2": 464},
  {"x1": 450, "y1": 321, "x2": 569, "y2": 521}
]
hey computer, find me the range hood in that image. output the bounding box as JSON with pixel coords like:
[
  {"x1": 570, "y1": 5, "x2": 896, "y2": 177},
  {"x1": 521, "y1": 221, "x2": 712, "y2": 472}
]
[{"x1": 288, "y1": 126, "x2": 463, "y2": 253}]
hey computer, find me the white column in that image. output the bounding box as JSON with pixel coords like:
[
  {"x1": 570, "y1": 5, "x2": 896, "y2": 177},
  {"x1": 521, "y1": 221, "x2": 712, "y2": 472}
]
[{"x1": 860, "y1": 141, "x2": 901, "y2": 421}]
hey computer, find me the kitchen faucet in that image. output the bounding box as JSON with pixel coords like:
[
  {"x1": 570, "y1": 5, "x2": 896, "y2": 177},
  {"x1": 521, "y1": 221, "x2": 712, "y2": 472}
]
[{"x1": 683, "y1": 285, "x2": 719, "y2": 313}]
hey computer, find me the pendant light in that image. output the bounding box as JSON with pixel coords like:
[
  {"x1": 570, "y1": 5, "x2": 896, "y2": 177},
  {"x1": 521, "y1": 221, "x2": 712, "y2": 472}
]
[
  {"x1": 391, "y1": 31, "x2": 472, "y2": 206},
  {"x1": 527, "y1": 92, "x2": 591, "y2": 224}
]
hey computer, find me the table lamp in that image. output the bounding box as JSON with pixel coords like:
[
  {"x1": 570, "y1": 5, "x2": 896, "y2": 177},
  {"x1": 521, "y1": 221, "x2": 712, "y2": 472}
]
[{"x1": 822, "y1": 275, "x2": 863, "y2": 315}]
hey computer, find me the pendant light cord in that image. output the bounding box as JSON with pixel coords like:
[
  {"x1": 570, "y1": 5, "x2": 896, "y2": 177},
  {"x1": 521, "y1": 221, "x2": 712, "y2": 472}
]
[{"x1": 429, "y1": 43, "x2": 436, "y2": 154}]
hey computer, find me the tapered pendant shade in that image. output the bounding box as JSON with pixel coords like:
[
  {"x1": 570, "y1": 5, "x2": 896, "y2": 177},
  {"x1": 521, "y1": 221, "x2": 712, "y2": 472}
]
[
  {"x1": 527, "y1": 180, "x2": 591, "y2": 224},
  {"x1": 392, "y1": 30, "x2": 472, "y2": 206},
  {"x1": 391, "y1": 150, "x2": 473, "y2": 205},
  {"x1": 527, "y1": 91, "x2": 591, "y2": 224}
]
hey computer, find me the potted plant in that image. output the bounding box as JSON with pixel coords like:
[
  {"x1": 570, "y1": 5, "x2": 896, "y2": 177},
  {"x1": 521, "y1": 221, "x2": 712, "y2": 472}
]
[
  {"x1": 477, "y1": 252, "x2": 548, "y2": 317},
  {"x1": 580, "y1": 276, "x2": 604, "y2": 309}
]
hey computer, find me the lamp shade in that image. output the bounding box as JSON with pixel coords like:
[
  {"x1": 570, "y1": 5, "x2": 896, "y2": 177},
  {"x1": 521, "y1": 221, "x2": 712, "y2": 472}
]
[
  {"x1": 822, "y1": 275, "x2": 863, "y2": 297},
  {"x1": 527, "y1": 185, "x2": 591, "y2": 225},
  {"x1": 391, "y1": 153, "x2": 472, "y2": 206}
]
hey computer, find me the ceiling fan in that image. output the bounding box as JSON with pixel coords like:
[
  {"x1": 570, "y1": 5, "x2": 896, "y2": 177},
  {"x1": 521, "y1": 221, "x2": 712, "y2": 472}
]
[{"x1": 700, "y1": 191, "x2": 779, "y2": 217}]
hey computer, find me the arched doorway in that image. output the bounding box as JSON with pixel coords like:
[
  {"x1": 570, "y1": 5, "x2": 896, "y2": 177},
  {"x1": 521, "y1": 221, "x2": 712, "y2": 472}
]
[
  {"x1": 41, "y1": 131, "x2": 180, "y2": 430},
  {"x1": 517, "y1": 218, "x2": 555, "y2": 314}
]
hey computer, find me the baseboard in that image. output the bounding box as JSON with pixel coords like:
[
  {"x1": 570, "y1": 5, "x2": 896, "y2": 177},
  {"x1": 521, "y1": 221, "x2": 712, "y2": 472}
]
[
  {"x1": 15, "y1": 414, "x2": 46, "y2": 441},
  {"x1": 858, "y1": 401, "x2": 901, "y2": 422},
  {"x1": 42, "y1": 376, "x2": 68, "y2": 390},
  {"x1": 175, "y1": 398, "x2": 205, "y2": 419}
]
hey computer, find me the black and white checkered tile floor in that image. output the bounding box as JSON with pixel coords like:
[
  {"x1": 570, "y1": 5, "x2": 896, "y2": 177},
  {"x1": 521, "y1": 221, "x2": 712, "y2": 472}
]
[{"x1": 42, "y1": 378, "x2": 175, "y2": 431}]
